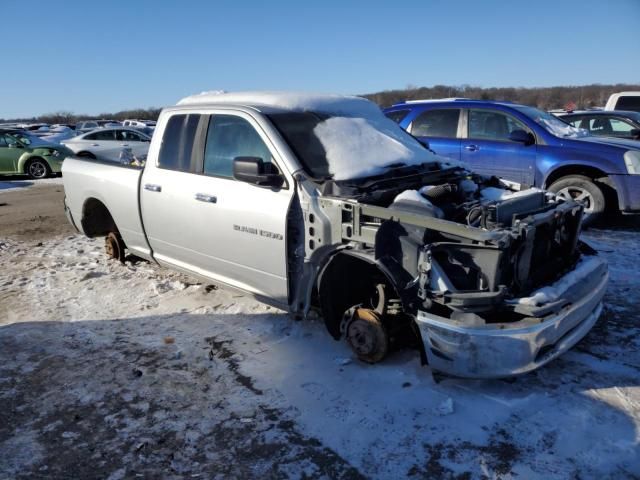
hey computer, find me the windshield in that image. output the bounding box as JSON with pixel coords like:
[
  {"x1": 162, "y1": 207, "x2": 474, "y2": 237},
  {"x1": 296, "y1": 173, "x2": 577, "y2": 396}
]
[
  {"x1": 513, "y1": 105, "x2": 589, "y2": 138},
  {"x1": 7, "y1": 132, "x2": 50, "y2": 146},
  {"x1": 267, "y1": 111, "x2": 437, "y2": 180}
]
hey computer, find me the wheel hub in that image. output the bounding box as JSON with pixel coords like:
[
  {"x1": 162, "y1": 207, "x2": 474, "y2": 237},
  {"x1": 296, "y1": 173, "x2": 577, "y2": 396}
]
[
  {"x1": 105, "y1": 232, "x2": 125, "y2": 263},
  {"x1": 345, "y1": 308, "x2": 389, "y2": 363},
  {"x1": 29, "y1": 162, "x2": 46, "y2": 178},
  {"x1": 556, "y1": 186, "x2": 594, "y2": 213}
]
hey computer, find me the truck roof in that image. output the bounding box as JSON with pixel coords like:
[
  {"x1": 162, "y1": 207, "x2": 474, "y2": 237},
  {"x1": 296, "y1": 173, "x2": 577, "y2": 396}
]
[{"x1": 176, "y1": 91, "x2": 382, "y2": 117}]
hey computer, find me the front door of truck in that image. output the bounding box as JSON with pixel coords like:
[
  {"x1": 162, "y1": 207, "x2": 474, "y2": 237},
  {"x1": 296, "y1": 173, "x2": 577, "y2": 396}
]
[
  {"x1": 141, "y1": 112, "x2": 293, "y2": 305},
  {"x1": 461, "y1": 109, "x2": 536, "y2": 185}
]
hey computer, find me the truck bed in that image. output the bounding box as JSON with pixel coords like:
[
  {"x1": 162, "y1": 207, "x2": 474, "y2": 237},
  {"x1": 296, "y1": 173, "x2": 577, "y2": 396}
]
[{"x1": 62, "y1": 156, "x2": 151, "y2": 259}]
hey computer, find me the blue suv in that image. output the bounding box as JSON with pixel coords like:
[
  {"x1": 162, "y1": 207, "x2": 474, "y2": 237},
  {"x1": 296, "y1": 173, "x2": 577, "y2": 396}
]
[{"x1": 384, "y1": 99, "x2": 640, "y2": 223}]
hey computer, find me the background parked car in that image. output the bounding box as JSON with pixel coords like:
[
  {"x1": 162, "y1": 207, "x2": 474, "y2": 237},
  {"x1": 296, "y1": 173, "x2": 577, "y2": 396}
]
[
  {"x1": 4, "y1": 129, "x2": 56, "y2": 147},
  {"x1": 384, "y1": 99, "x2": 640, "y2": 223},
  {"x1": 41, "y1": 126, "x2": 77, "y2": 144},
  {"x1": 0, "y1": 129, "x2": 72, "y2": 178},
  {"x1": 558, "y1": 110, "x2": 640, "y2": 140},
  {"x1": 62, "y1": 127, "x2": 151, "y2": 162},
  {"x1": 75, "y1": 121, "x2": 102, "y2": 134},
  {"x1": 605, "y1": 92, "x2": 640, "y2": 112},
  {"x1": 123, "y1": 119, "x2": 156, "y2": 128}
]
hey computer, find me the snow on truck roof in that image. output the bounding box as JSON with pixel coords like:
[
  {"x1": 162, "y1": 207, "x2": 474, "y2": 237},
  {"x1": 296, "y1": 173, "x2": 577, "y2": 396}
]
[
  {"x1": 177, "y1": 90, "x2": 382, "y2": 117},
  {"x1": 177, "y1": 91, "x2": 437, "y2": 181}
]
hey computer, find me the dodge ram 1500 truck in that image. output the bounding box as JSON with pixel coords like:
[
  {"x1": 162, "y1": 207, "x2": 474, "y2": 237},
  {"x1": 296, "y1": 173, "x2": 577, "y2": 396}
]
[{"x1": 62, "y1": 92, "x2": 608, "y2": 378}]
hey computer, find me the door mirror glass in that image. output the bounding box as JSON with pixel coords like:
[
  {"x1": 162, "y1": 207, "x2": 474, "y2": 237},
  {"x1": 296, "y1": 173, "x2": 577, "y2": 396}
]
[
  {"x1": 233, "y1": 157, "x2": 284, "y2": 188},
  {"x1": 508, "y1": 129, "x2": 534, "y2": 145},
  {"x1": 630, "y1": 128, "x2": 640, "y2": 139}
]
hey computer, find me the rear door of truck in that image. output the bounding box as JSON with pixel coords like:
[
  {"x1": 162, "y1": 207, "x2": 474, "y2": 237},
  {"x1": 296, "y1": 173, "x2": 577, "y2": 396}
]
[{"x1": 140, "y1": 110, "x2": 293, "y2": 305}]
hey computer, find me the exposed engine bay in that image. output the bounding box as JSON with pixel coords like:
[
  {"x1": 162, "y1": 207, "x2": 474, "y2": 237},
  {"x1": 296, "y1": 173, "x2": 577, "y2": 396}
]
[
  {"x1": 312, "y1": 163, "x2": 586, "y2": 328},
  {"x1": 294, "y1": 161, "x2": 603, "y2": 377}
]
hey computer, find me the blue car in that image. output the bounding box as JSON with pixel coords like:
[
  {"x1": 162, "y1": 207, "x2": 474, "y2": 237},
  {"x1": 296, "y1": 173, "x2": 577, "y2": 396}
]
[{"x1": 383, "y1": 99, "x2": 640, "y2": 223}]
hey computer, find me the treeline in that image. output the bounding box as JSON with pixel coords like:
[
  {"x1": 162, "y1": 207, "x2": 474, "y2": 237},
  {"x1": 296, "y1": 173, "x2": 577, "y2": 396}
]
[
  {"x1": 363, "y1": 83, "x2": 640, "y2": 110},
  {"x1": 4, "y1": 83, "x2": 640, "y2": 124},
  {"x1": 2, "y1": 107, "x2": 162, "y2": 125}
]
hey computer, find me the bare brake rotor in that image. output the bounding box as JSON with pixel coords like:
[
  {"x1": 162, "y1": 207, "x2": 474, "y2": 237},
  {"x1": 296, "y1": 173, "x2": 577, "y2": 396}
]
[
  {"x1": 105, "y1": 232, "x2": 126, "y2": 263},
  {"x1": 345, "y1": 307, "x2": 389, "y2": 364}
]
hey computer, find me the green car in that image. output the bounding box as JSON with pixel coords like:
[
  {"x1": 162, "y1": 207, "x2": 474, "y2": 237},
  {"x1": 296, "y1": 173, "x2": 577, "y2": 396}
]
[{"x1": 0, "y1": 130, "x2": 73, "y2": 179}]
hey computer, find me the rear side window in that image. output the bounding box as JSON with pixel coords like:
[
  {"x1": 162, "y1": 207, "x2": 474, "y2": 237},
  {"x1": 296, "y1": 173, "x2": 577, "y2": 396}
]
[
  {"x1": 203, "y1": 115, "x2": 273, "y2": 178},
  {"x1": 410, "y1": 109, "x2": 460, "y2": 138},
  {"x1": 385, "y1": 109, "x2": 410, "y2": 123},
  {"x1": 85, "y1": 130, "x2": 115, "y2": 141},
  {"x1": 116, "y1": 130, "x2": 145, "y2": 141},
  {"x1": 616, "y1": 96, "x2": 640, "y2": 112},
  {"x1": 158, "y1": 114, "x2": 201, "y2": 172}
]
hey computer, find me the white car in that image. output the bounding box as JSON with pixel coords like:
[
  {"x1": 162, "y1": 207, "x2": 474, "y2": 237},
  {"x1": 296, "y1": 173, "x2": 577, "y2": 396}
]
[{"x1": 62, "y1": 128, "x2": 151, "y2": 162}]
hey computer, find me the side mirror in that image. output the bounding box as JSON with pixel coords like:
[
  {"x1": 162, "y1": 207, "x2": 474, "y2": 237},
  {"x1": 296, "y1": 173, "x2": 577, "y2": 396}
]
[
  {"x1": 233, "y1": 157, "x2": 284, "y2": 188},
  {"x1": 630, "y1": 128, "x2": 640, "y2": 140},
  {"x1": 509, "y1": 129, "x2": 534, "y2": 145},
  {"x1": 8, "y1": 142, "x2": 22, "y2": 149}
]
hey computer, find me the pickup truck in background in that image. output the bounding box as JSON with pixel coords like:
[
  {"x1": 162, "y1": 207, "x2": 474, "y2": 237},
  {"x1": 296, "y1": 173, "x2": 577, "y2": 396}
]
[{"x1": 62, "y1": 92, "x2": 608, "y2": 378}]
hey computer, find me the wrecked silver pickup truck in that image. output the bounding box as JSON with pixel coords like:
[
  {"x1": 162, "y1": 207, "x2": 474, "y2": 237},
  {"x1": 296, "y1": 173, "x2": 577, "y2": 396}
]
[{"x1": 62, "y1": 92, "x2": 608, "y2": 378}]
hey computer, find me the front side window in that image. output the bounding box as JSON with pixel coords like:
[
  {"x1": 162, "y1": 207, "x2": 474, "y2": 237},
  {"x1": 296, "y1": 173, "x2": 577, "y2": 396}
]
[
  {"x1": 157, "y1": 114, "x2": 201, "y2": 172},
  {"x1": 411, "y1": 109, "x2": 460, "y2": 138},
  {"x1": 203, "y1": 115, "x2": 273, "y2": 178},
  {"x1": 468, "y1": 109, "x2": 528, "y2": 142},
  {"x1": 609, "y1": 118, "x2": 636, "y2": 133}
]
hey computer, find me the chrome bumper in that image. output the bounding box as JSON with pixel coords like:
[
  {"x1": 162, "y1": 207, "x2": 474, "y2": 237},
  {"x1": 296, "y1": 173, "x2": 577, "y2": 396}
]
[{"x1": 415, "y1": 257, "x2": 608, "y2": 378}]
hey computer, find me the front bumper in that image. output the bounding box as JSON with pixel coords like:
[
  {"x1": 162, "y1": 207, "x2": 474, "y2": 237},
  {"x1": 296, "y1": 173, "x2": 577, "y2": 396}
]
[{"x1": 415, "y1": 256, "x2": 608, "y2": 378}]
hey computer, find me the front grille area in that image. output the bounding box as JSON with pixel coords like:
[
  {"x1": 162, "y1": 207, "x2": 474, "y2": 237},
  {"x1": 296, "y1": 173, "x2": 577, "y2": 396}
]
[{"x1": 513, "y1": 205, "x2": 583, "y2": 294}]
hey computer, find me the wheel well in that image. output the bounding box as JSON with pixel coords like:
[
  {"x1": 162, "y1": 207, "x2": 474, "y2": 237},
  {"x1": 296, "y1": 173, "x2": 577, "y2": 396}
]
[
  {"x1": 544, "y1": 165, "x2": 619, "y2": 210},
  {"x1": 318, "y1": 253, "x2": 397, "y2": 340},
  {"x1": 81, "y1": 198, "x2": 118, "y2": 237}
]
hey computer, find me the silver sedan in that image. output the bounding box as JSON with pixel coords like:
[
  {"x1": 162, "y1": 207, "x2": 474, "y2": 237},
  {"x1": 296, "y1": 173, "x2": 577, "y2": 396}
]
[{"x1": 62, "y1": 128, "x2": 151, "y2": 162}]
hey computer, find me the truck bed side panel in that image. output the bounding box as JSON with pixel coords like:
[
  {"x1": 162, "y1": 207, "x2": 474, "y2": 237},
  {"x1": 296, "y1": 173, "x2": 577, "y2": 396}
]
[{"x1": 62, "y1": 157, "x2": 151, "y2": 258}]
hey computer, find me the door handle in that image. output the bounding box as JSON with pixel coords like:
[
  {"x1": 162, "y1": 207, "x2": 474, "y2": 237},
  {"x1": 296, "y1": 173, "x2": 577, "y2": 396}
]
[
  {"x1": 464, "y1": 144, "x2": 479, "y2": 152},
  {"x1": 121, "y1": 143, "x2": 129, "y2": 147},
  {"x1": 91, "y1": 143, "x2": 99, "y2": 147},
  {"x1": 194, "y1": 193, "x2": 217, "y2": 203},
  {"x1": 144, "y1": 184, "x2": 162, "y2": 192}
]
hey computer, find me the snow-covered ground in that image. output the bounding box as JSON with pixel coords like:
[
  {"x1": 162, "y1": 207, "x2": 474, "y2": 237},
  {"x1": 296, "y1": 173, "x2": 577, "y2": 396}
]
[{"x1": 1, "y1": 222, "x2": 639, "y2": 478}]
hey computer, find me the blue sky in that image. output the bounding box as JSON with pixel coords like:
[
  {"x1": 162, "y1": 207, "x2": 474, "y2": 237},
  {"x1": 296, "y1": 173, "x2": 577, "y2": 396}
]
[{"x1": 2, "y1": 0, "x2": 639, "y2": 118}]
